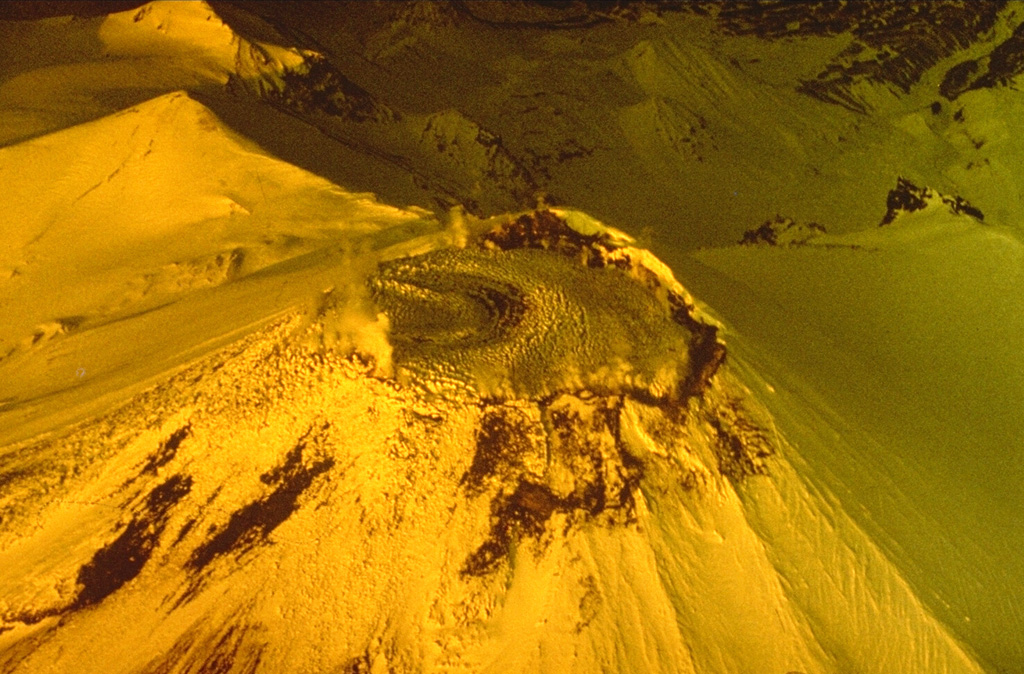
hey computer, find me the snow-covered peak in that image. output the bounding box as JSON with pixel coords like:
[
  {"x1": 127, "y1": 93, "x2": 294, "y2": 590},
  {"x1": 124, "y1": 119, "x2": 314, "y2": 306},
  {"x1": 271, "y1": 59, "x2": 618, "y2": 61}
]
[
  {"x1": 98, "y1": 1, "x2": 310, "y2": 83},
  {"x1": 0, "y1": 1, "x2": 321, "y2": 145},
  {"x1": 740, "y1": 215, "x2": 827, "y2": 246},
  {"x1": 0, "y1": 90, "x2": 434, "y2": 401},
  {"x1": 99, "y1": 2, "x2": 235, "y2": 58},
  {"x1": 879, "y1": 176, "x2": 985, "y2": 226}
]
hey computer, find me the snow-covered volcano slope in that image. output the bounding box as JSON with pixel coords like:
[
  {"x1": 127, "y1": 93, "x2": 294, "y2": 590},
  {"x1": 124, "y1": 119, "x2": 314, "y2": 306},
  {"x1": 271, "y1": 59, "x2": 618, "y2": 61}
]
[
  {"x1": 1, "y1": 1, "x2": 1022, "y2": 672},
  {"x1": 0, "y1": 91, "x2": 436, "y2": 446},
  {"x1": 684, "y1": 193, "x2": 1024, "y2": 672},
  {"x1": 0, "y1": 206, "x2": 984, "y2": 674}
]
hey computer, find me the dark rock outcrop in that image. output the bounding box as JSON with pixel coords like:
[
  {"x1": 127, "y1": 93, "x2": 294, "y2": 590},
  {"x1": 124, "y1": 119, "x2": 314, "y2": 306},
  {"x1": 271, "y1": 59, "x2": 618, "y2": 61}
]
[
  {"x1": 740, "y1": 215, "x2": 827, "y2": 246},
  {"x1": 941, "y1": 20, "x2": 1024, "y2": 99},
  {"x1": 880, "y1": 177, "x2": 984, "y2": 225}
]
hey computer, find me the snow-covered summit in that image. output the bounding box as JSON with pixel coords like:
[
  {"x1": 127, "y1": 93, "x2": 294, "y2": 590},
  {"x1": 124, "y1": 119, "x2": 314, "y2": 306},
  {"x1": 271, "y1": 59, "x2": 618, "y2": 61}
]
[
  {"x1": 879, "y1": 176, "x2": 985, "y2": 226},
  {"x1": 0, "y1": 0, "x2": 316, "y2": 144}
]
